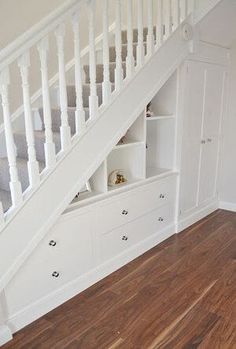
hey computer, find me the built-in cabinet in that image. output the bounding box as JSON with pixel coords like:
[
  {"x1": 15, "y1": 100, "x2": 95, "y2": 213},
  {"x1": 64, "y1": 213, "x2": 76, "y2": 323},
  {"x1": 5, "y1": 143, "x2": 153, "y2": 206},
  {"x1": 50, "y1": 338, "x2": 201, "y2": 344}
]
[{"x1": 179, "y1": 60, "x2": 227, "y2": 229}]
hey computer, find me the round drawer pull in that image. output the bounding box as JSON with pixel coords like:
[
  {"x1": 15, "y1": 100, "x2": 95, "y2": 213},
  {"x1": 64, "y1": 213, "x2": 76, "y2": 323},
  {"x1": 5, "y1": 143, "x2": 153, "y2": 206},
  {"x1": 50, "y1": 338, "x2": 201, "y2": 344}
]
[
  {"x1": 49, "y1": 240, "x2": 57, "y2": 247},
  {"x1": 158, "y1": 217, "x2": 164, "y2": 222},
  {"x1": 122, "y1": 235, "x2": 128, "y2": 241},
  {"x1": 122, "y1": 210, "x2": 128, "y2": 215},
  {"x1": 52, "y1": 271, "x2": 60, "y2": 278},
  {"x1": 159, "y1": 194, "x2": 165, "y2": 199}
]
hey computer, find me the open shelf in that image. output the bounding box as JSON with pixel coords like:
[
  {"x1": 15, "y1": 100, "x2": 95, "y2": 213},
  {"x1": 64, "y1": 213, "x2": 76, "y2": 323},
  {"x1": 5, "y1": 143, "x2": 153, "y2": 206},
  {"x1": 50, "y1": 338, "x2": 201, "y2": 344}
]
[
  {"x1": 146, "y1": 115, "x2": 175, "y2": 121},
  {"x1": 115, "y1": 140, "x2": 144, "y2": 149}
]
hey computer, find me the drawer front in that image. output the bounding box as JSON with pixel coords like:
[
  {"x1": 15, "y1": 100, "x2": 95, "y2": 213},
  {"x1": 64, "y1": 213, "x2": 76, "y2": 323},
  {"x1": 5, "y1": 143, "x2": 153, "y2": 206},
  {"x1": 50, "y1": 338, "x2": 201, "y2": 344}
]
[
  {"x1": 100, "y1": 204, "x2": 175, "y2": 262},
  {"x1": 6, "y1": 212, "x2": 94, "y2": 315},
  {"x1": 97, "y1": 176, "x2": 176, "y2": 234}
]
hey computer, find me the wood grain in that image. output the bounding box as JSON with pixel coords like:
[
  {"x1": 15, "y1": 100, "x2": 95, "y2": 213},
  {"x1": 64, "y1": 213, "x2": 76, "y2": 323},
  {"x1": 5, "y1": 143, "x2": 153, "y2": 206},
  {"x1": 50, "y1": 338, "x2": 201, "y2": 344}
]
[{"x1": 2, "y1": 209, "x2": 236, "y2": 349}]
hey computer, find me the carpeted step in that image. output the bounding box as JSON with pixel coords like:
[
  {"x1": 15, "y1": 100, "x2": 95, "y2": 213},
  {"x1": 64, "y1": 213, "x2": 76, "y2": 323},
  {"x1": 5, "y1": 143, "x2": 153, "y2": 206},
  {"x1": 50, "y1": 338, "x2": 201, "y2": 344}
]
[
  {"x1": 0, "y1": 189, "x2": 11, "y2": 213},
  {"x1": 38, "y1": 108, "x2": 77, "y2": 134},
  {"x1": 109, "y1": 42, "x2": 148, "y2": 63},
  {"x1": 121, "y1": 27, "x2": 156, "y2": 44},
  {"x1": 0, "y1": 157, "x2": 44, "y2": 192},
  {"x1": 14, "y1": 131, "x2": 61, "y2": 163},
  {"x1": 83, "y1": 62, "x2": 126, "y2": 84}
]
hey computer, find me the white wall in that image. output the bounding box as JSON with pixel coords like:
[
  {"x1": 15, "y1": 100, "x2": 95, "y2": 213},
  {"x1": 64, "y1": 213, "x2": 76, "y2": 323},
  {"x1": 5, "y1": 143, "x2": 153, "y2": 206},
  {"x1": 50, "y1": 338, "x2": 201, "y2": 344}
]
[{"x1": 220, "y1": 43, "x2": 236, "y2": 207}]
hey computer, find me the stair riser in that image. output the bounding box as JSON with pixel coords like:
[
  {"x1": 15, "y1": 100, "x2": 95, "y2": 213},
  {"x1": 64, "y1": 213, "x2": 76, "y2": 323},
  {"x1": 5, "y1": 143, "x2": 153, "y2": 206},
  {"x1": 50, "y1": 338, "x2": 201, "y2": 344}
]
[
  {"x1": 84, "y1": 63, "x2": 126, "y2": 84},
  {"x1": 121, "y1": 27, "x2": 156, "y2": 44},
  {"x1": 38, "y1": 109, "x2": 77, "y2": 134}
]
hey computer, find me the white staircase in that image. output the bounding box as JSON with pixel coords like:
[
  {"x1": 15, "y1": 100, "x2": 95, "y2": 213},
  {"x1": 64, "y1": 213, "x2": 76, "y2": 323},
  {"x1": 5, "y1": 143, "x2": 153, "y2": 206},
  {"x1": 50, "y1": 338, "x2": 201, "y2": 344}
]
[{"x1": 0, "y1": 0, "x2": 223, "y2": 344}]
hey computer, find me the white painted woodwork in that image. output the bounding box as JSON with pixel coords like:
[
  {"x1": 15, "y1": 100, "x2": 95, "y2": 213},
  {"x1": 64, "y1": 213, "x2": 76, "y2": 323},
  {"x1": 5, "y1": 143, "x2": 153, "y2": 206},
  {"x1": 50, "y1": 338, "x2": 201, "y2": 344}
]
[
  {"x1": 55, "y1": 24, "x2": 71, "y2": 150},
  {"x1": 172, "y1": 0, "x2": 180, "y2": 31},
  {"x1": 179, "y1": 60, "x2": 226, "y2": 217},
  {"x1": 88, "y1": 0, "x2": 99, "y2": 119},
  {"x1": 0, "y1": 202, "x2": 4, "y2": 227},
  {"x1": 0, "y1": 68, "x2": 23, "y2": 208},
  {"x1": 38, "y1": 37, "x2": 56, "y2": 169},
  {"x1": 147, "y1": 0, "x2": 154, "y2": 57},
  {"x1": 0, "y1": 291, "x2": 12, "y2": 346},
  {"x1": 18, "y1": 52, "x2": 40, "y2": 188},
  {"x1": 136, "y1": 0, "x2": 145, "y2": 68},
  {"x1": 72, "y1": 11, "x2": 86, "y2": 134},
  {"x1": 164, "y1": 0, "x2": 172, "y2": 39},
  {"x1": 180, "y1": 0, "x2": 188, "y2": 21},
  {"x1": 114, "y1": 0, "x2": 123, "y2": 92},
  {"x1": 102, "y1": 0, "x2": 112, "y2": 104},
  {"x1": 156, "y1": 0, "x2": 163, "y2": 47},
  {"x1": 126, "y1": 0, "x2": 135, "y2": 79}
]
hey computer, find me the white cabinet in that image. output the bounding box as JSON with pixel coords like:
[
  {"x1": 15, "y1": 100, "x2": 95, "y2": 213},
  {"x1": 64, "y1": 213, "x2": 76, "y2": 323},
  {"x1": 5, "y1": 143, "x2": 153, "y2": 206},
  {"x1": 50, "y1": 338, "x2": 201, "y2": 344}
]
[{"x1": 179, "y1": 60, "x2": 226, "y2": 221}]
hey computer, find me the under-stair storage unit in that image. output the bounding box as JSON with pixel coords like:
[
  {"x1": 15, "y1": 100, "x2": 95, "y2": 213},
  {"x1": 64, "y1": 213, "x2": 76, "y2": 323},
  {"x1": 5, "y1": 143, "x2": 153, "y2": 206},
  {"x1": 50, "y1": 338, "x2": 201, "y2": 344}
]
[{"x1": 178, "y1": 60, "x2": 227, "y2": 230}]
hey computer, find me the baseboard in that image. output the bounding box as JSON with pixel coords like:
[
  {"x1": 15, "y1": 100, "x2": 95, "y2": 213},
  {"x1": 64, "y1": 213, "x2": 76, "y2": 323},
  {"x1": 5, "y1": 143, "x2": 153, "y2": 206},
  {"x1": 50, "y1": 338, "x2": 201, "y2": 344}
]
[
  {"x1": 219, "y1": 201, "x2": 236, "y2": 212},
  {"x1": 178, "y1": 200, "x2": 218, "y2": 233},
  {"x1": 7, "y1": 224, "x2": 175, "y2": 334},
  {"x1": 0, "y1": 325, "x2": 12, "y2": 346}
]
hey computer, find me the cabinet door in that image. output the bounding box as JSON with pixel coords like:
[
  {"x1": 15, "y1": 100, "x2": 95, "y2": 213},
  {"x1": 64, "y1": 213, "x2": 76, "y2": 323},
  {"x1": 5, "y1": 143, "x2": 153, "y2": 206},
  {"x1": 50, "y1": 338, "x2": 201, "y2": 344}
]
[
  {"x1": 198, "y1": 66, "x2": 226, "y2": 205},
  {"x1": 179, "y1": 61, "x2": 205, "y2": 215}
]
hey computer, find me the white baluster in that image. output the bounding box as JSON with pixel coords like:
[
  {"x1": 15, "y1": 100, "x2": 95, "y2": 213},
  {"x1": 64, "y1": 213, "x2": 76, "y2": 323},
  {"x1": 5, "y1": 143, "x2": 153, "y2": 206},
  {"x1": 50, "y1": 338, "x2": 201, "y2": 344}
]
[
  {"x1": 102, "y1": 0, "x2": 112, "y2": 104},
  {"x1": 126, "y1": 0, "x2": 135, "y2": 79},
  {"x1": 72, "y1": 11, "x2": 86, "y2": 134},
  {"x1": 88, "y1": 0, "x2": 99, "y2": 119},
  {"x1": 0, "y1": 68, "x2": 23, "y2": 208},
  {"x1": 114, "y1": 0, "x2": 123, "y2": 92},
  {"x1": 180, "y1": 0, "x2": 188, "y2": 21},
  {"x1": 156, "y1": 0, "x2": 163, "y2": 48},
  {"x1": 164, "y1": 0, "x2": 172, "y2": 40},
  {"x1": 37, "y1": 37, "x2": 56, "y2": 169},
  {"x1": 172, "y1": 0, "x2": 180, "y2": 30},
  {"x1": 55, "y1": 24, "x2": 71, "y2": 150},
  {"x1": 18, "y1": 52, "x2": 40, "y2": 188},
  {"x1": 136, "y1": 0, "x2": 144, "y2": 69},
  {"x1": 147, "y1": 0, "x2": 154, "y2": 57},
  {"x1": 187, "y1": 0, "x2": 195, "y2": 15}
]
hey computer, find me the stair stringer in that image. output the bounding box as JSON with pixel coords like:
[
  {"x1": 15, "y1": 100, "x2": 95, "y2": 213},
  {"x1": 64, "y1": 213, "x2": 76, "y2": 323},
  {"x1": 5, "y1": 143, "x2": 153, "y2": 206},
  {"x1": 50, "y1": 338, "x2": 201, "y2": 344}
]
[{"x1": 0, "y1": 23, "x2": 191, "y2": 292}]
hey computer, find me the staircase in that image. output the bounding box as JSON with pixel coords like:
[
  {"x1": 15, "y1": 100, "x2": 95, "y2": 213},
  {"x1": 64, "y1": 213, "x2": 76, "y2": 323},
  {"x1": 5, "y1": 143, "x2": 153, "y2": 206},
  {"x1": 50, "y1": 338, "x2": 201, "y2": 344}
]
[{"x1": 0, "y1": 0, "x2": 222, "y2": 344}]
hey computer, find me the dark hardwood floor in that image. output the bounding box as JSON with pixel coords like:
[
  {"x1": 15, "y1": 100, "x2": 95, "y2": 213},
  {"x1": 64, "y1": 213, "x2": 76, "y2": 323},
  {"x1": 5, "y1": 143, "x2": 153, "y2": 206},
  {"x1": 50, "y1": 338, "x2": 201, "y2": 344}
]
[{"x1": 3, "y1": 209, "x2": 236, "y2": 349}]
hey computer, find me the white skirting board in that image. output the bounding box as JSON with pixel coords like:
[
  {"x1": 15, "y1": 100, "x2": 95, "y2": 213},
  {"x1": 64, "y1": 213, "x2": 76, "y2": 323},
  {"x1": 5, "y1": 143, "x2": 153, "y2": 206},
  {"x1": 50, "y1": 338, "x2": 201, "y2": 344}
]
[
  {"x1": 7, "y1": 224, "x2": 176, "y2": 335},
  {"x1": 0, "y1": 325, "x2": 13, "y2": 346},
  {"x1": 219, "y1": 201, "x2": 236, "y2": 212},
  {"x1": 177, "y1": 200, "x2": 219, "y2": 233}
]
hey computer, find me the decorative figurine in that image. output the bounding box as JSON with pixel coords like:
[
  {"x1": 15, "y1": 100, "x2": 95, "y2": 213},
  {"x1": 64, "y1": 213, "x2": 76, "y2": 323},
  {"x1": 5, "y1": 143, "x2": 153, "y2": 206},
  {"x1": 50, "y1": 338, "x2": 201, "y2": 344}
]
[
  {"x1": 108, "y1": 169, "x2": 127, "y2": 186},
  {"x1": 146, "y1": 102, "x2": 154, "y2": 117}
]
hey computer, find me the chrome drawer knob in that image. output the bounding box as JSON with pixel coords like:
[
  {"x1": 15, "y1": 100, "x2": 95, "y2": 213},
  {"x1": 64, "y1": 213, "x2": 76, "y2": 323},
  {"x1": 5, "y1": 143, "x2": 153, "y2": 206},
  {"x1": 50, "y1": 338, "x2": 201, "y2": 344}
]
[
  {"x1": 158, "y1": 217, "x2": 164, "y2": 222},
  {"x1": 52, "y1": 271, "x2": 60, "y2": 278},
  {"x1": 159, "y1": 194, "x2": 165, "y2": 199},
  {"x1": 122, "y1": 210, "x2": 128, "y2": 215},
  {"x1": 122, "y1": 235, "x2": 128, "y2": 241},
  {"x1": 49, "y1": 240, "x2": 57, "y2": 247}
]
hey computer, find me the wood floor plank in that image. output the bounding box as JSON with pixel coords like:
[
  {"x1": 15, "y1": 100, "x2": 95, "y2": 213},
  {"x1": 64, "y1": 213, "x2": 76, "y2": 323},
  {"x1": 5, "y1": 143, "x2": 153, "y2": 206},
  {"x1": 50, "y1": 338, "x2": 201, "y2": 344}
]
[{"x1": 2, "y1": 210, "x2": 236, "y2": 349}]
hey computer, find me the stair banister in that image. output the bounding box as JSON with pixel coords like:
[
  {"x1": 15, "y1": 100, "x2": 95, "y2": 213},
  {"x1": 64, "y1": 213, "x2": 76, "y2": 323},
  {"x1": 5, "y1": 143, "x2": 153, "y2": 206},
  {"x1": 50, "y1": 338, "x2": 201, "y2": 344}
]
[
  {"x1": 0, "y1": 69, "x2": 23, "y2": 209},
  {"x1": 164, "y1": 0, "x2": 172, "y2": 39},
  {"x1": 72, "y1": 10, "x2": 86, "y2": 134},
  {"x1": 126, "y1": 0, "x2": 135, "y2": 78},
  {"x1": 147, "y1": 0, "x2": 154, "y2": 57},
  {"x1": 137, "y1": 0, "x2": 145, "y2": 69},
  {"x1": 88, "y1": 0, "x2": 99, "y2": 119},
  {"x1": 18, "y1": 52, "x2": 41, "y2": 188},
  {"x1": 156, "y1": 0, "x2": 163, "y2": 48},
  {"x1": 114, "y1": 0, "x2": 123, "y2": 92},
  {"x1": 55, "y1": 24, "x2": 72, "y2": 151},
  {"x1": 172, "y1": 0, "x2": 181, "y2": 31},
  {"x1": 102, "y1": 0, "x2": 112, "y2": 105},
  {"x1": 37, "y1": 37, "x2": 57, "y2": 169}
]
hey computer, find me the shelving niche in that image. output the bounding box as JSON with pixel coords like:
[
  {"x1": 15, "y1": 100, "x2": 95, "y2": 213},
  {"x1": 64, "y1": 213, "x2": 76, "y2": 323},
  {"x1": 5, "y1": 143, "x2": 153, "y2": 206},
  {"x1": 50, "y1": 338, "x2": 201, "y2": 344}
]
[{"x1": 70, "y1": 70, "x2": 178, "y2": 209}]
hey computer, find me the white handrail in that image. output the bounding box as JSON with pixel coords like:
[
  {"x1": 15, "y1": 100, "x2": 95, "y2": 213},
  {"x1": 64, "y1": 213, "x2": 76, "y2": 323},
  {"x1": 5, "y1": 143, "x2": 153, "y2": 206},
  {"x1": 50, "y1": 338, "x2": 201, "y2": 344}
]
[{"x1": 0, "y1": 0, "x2": 83, "y2": 71}]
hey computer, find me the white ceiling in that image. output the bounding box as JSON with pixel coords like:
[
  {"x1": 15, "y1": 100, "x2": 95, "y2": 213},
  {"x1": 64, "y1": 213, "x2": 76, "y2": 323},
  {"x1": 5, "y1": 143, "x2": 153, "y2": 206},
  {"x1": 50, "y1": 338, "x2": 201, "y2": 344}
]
[{"x1": 199, "y1": 0, "x2": 236, "y2": 48}]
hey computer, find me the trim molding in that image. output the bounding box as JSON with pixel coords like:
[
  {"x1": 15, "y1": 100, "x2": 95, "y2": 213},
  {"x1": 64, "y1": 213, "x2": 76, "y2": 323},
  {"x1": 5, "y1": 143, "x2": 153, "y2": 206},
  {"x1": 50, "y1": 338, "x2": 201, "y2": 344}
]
[
  {"x1": 219, "y1": 201, "x2": 236, "y2": 212},
  {"x1": 7, "y1": 224, "x2": 175, "y2": 334},
  {"x1": 0, "y1": 325, "x2": 12, "y2": 346},
  {"x1": 178, "y1": 200, "x2": 218, "y2": 233}
]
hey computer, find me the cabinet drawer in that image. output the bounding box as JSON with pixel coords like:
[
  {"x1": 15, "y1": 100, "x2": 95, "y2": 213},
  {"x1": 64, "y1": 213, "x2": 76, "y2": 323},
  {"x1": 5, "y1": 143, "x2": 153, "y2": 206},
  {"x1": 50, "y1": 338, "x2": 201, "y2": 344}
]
[
  {"x1": 97, "y1": 176, "x2": 176, "y2": 234},
  {"x1": 6, "y1": 211, "x2": 94, "y2": 315},
  {"x1": 100, "y1": 204, "x2": 175, "y2": 262}
]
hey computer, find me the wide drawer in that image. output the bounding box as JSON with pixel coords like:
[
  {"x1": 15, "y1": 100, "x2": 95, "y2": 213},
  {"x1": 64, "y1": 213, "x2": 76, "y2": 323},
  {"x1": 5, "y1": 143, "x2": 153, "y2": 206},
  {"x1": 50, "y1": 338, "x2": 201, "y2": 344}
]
[
  {"x1": 100, "y1": 204, "x2": 175, "y2": 263},
  {"x1": 6, "y1": 211, "x2": 94, "y2": 315},
  {"x1": 97, "y1": 176, "x2": 176, "y2": 234}
]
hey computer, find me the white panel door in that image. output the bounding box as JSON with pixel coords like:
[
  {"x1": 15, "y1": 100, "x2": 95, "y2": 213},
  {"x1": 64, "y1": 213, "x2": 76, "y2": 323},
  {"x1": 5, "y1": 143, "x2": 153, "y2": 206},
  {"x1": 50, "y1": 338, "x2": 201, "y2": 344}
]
[
  {"x1": 179, "y1": 61, "x2": 206, "y2": 215},
  {"x1": 198, "y1": 66, "x2": 226, "y2": 205}
]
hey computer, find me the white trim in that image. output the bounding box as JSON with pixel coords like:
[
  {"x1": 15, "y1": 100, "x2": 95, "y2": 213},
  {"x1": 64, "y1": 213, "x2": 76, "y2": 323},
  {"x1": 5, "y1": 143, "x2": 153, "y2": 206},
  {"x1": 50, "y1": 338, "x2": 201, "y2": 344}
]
[
  {"x1": 0, "y1": 326, "x2": 12, "y2": 346},
  {"x1": 178, "y1": 200, "x2": 218, "y2": 232},
  {"x1": 219, "y1": 201, "x2": 236, "y2": 212},
  {"x1": 7, "y1": 224, "x2": 175, "y2": 334},
  {"x1": 193, "y1": 0, "x2": 223, "y2": 25}
]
